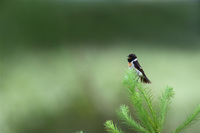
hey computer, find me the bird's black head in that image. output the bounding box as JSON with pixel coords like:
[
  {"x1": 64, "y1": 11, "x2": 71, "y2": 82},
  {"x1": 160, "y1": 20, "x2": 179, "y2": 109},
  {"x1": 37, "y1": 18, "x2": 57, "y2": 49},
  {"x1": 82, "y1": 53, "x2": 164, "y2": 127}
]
[{"x1": 127, "y1": 54, "x2": 137, "y2": 62}]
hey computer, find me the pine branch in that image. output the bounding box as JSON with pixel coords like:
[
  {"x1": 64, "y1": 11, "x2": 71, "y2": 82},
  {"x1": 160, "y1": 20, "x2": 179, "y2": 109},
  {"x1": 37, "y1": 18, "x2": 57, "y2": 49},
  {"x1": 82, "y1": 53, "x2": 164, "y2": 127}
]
[
  {"x1": 104, "y1": 120, "x2": 124, "y2": 133},
  {"x1": 117, "y1": 104, "x2": 149, "y2": 133},
  {"x1": 158, "y1": 86, "x2": 175, "y2": 132},
  {"x1": 104, "y1": 69, "x2": 200, "y2": 133},
  {"x1": 137, "y1": 83, "x2": 158, "y2": 132},
  {"x1": 130, "y1": 92, "x2": 155, "y2": 132},
  {"x1": 123, "y1": 69, "x2": 155, "y2": 132},
  {"x1": 123, "y1": 69, "x2": 138, "y2": 95},
  {"x1": 174, "y1": 105, "x2": 200, "y2": 133}
]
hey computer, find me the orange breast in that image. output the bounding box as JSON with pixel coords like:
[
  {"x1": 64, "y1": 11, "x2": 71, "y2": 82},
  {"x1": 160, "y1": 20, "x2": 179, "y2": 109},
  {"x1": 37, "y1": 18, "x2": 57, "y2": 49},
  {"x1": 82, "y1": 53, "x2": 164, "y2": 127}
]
[{"x1": 128, "y1": 62, "x2": 132, "y2": 67}]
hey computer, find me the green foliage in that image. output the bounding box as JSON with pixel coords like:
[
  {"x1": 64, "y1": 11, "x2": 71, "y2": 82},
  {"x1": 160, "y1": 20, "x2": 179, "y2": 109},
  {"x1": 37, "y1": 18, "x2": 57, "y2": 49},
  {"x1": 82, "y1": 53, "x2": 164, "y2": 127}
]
[
  {"x1": 105, "y1": 69, "x2": 200, "y2": 133},
  {"x1": 116, "y1": 105, "x2": 149, "y2": 133},
  {"x1": 174, "y1": 105, "x2": 200, "y2": 133},
  {"x1": 2, "y1": 2, "x2": 197, "y2": 47},
  {"x1": 158, "y1": 86, "x2": 175, "y2": 131},
  {"x1": 104, "y1": 120, "x2": 124, "y2": 133}
]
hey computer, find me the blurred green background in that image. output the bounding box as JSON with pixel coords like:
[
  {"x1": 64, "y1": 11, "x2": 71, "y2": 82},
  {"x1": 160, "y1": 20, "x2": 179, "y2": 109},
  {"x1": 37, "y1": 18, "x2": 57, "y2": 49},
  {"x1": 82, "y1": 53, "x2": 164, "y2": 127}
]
[{"x1": 1, "y1": 1, "x2": 200, "y2": 133}]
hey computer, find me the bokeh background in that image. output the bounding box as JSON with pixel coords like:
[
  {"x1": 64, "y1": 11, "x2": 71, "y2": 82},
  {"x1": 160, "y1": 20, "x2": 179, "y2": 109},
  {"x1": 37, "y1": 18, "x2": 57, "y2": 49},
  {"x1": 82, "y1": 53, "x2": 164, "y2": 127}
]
[{"x1": 1, "y1": 1, "x2": 200, "y2": 133}]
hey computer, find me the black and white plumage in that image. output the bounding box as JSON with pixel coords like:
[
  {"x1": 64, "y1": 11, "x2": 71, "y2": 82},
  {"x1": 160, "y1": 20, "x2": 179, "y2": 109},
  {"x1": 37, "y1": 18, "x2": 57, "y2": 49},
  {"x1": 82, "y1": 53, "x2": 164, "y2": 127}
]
[{"x1": 127, "y1": 54, "x2": 151, "y2": 83}]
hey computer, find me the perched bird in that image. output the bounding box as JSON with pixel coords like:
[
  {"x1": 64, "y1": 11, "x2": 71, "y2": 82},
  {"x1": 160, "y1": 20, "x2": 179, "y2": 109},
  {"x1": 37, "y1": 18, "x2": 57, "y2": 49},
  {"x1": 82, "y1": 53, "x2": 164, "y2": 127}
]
[{"x1": 127, "y1": 54, "x2": 151, "y2": 83}]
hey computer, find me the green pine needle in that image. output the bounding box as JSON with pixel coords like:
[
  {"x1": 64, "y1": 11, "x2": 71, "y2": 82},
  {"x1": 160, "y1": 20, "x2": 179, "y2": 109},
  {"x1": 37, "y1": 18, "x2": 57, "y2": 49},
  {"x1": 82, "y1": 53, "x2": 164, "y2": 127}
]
[
  {"x1": 104, "y1": 120, "x2": 124, "y2": 133},
  {"x1": 124, "y1": 69, "x2": 157, "y2": 132},
  {"x1": 174, "y1": 105, "x2": 200, "y2": 133},
  {"x1": 117, "y1": 105, "x2": 149, "y2": 133},
  {"x1": 137, "y1": 84, "x2": 158, "y2": 132},
  {"x1": 158, "y1": 86, "x2": 175, "y2": 132},
  {"x1": 123, "y1": 69, "x2": 138, "y2": 95}
]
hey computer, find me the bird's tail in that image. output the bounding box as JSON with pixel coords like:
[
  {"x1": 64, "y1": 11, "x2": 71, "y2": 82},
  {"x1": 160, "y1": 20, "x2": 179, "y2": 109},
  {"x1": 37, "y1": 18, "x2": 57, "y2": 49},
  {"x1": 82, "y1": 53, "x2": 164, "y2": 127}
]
[{"x1": 140, "y1": 76, "x2": 151, "y2": 84}]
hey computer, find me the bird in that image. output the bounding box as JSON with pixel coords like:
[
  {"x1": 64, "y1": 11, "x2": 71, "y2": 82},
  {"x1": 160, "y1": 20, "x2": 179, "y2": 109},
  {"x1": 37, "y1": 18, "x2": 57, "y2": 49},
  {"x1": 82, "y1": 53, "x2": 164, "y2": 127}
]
[{"x1": 127, "y1": 54, "x2": 151, "y2": 83}]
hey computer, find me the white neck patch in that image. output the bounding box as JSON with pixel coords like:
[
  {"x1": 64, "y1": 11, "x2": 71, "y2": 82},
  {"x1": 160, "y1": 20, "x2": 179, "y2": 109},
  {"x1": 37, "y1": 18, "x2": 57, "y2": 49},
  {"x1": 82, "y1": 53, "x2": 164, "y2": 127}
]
[{"x1": 133, "y1": 58, "x2": 137, "y2": 62}]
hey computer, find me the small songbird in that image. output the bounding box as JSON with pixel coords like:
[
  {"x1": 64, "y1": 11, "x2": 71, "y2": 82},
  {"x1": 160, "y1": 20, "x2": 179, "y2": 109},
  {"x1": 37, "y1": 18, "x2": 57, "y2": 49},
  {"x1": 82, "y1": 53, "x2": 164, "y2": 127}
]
[{"x1": 127, "y1": 54, "x2": 151, "y2": 83}]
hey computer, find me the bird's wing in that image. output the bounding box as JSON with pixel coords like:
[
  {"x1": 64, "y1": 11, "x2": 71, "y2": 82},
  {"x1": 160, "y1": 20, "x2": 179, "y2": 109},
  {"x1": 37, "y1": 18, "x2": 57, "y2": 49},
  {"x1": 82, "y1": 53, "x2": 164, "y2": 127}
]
[{"x1": 134, "y1": 61, "x2": 146, "y2": 76}]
